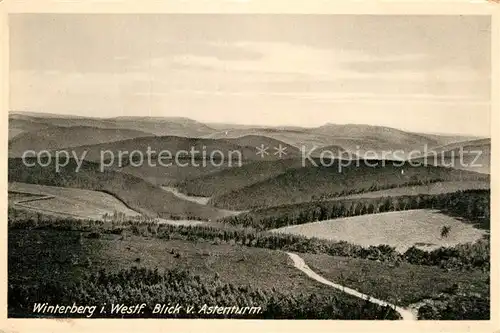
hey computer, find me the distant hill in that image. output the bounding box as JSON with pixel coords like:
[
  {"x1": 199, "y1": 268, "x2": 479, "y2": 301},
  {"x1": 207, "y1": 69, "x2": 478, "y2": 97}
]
[
  {"x1": 9, "y1": 112, "x2": 487, "y2": 161},
  {"x1": 206, "y1": 124, "x2": 448, "y2": 159},
  {"x1": 8, "y1": 158, "x2": 227, "y2": 221},
  {"x1": 8, "y1": 126, "x2": 154, "y2": 157},
  {"x1": 412, "y1": 139, "x2": 491, "y2": 174},
  {"x1": 10, "y1": 111, "x2": 88, "y2": 119},
  {"x1": 208, "y1": 161, "x2": 489, "y2": 210},
  {"x1": 223, "y1": 135, "x2": 302, "y2": 157},
  {"x1": 206, "y1": 128, "x2": 345, "y2": 151},
  {"x1": 107, "y1": 116, "x2": 215, "y2": 136},
  {"x1": 206, "y1": 123, "x2": 308, "y2": 132},
  {"x1": 416, "y1": 132, "x2": 485, "y2": 147},
  {"x1": 309, "y1": 124, "x2": 440, "y2": 155},
  {"x1": 8, "y1": 116, "x2": 55, "y2": 140},
  {"x1": 428, "y1": 138, "x2": 490, "y2": 153},
  {"x1": 65, "y1": 135, "x2": 299, "y2": 163},
  {"x1": 8, "y1": 113, "x2": 215, "y2": 138}
]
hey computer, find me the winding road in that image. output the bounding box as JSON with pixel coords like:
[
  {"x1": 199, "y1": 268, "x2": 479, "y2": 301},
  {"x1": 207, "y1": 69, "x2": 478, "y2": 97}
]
[{"x1": 286, "y1": 252, "x2": 418, "y2": 321}]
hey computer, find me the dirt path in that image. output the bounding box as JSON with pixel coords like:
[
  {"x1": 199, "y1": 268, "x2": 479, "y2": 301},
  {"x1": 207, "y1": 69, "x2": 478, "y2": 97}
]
[
  {"x1": 286, "y1": 252, "x2": 418, "y2": 321},
  {"x1": 12, "y1": 194, "x2": 94, "y2": 219}
]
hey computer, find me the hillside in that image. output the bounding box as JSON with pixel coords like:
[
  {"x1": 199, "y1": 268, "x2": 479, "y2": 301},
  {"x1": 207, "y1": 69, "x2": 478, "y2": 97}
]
[
  {"x1": 221, "y1": 189, "x2": 490, "y2": 231},
  {"x1": 206, "y1": 124, "x2": 444, "y2": 159},
  {"x1": 8, "y1": 113, "x2": 215, "y2": 138},
  {"x1": 177, "y1": 162, "x2": 487, "y2": 199},
  {"x1": 413, "y1": 139, "x2": 491, "y2": 174},
  {"x1": 8, "y1": 126, "x2": 154, "y2": 157},
  {"x1": 108, "y1": 116, "x2": 215, "y2": 137},
  {"x1": 223, "y1": 135, "x2": 302, "y2": 156},
  {"x1": 427, "y1": 138, "x2": 490, "y2": 154},
  {"x1": 121, "y1": 162, "x2": 232, "y2": 186},
  {"x1": 9, "y1": 182, "x2": 140, "y2": 220},
  {"x1": 176, "y1": 159, "x2": 305, "y2": 197},
  {"x1": 310, "y1": 124, "x2": 441, "y2": 156},
  {"x1": 206, "y1": 128, "x2": 342, "y2": 150},
  {"x1": 209, "y1": 161, "x2": 489, "y2": 210},
  {"x1": 416, "y1": 132, "x2": 484, "y2": 147},
  {"x1": 8, "y1": 116, "x2": 55, "y2": 140},
  {"x1": 8, "y1": 158, "x2": 228, "y2": 221},
  {"x1": 66, "y1": 135, "x2": 298, "y2": 164},
  {"x1": 9, "y1": 113, "x2": 124, "y2": 130}
]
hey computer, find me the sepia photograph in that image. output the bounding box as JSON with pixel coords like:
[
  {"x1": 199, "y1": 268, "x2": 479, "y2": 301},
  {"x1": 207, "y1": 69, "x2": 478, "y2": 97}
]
[{"x1": 2, "y1": 5, "x2": 497, "y2": 329}]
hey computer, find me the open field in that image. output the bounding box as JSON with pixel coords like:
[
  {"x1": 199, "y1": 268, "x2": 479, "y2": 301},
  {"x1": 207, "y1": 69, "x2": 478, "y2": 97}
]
[
  {"x1": 9, "y1": 229, "x2": 403, "y2": 319},
  {"x1": 8, "y1": 191, "x2": 45, "y2": 204},
  {"x1": 300, "y1": 252, "x2": 489, "y2": 307},
  {"x1": 332, "y1": 181, "x2": 490, "y2": 201},
  {"x1": 272, "y1": 210, "x2": 487, "y2": 253},
  {"x1": 8, "y1": 229, "x2": 342, "y2": 297},
  {"x1": 9, "y1": 182, "x2": 140, "y2": 220},
  {"x1": 8, "y1": 158, "x2": 228, "y2": 220}
]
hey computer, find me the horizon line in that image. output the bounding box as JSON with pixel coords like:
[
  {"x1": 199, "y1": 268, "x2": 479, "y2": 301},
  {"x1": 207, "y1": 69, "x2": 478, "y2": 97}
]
[{"x1": 9, "y1": 109, "x2": 489, "y2": 138}]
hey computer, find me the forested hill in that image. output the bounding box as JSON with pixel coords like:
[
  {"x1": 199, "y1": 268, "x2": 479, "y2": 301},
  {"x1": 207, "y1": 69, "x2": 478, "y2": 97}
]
[{"x1": 209, "y1": 160, "x2": 489, "y2": 210}]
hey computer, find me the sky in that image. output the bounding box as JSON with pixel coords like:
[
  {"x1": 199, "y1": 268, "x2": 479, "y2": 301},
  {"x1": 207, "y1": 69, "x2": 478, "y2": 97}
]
[{"x1": 9, "y1": 14, "x2": 491, "y2": 136}]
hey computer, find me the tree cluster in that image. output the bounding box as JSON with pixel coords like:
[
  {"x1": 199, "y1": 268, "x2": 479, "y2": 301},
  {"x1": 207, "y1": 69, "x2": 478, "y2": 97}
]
[{"x1": 8, "y1": 266, "x2": 399, "y2": 319}]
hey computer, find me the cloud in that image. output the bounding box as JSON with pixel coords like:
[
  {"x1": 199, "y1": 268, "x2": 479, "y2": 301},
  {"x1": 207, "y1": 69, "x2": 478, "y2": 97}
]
[
  {"x1": 8, "y1": 15, "x2": 490, "y2": 136},
  {"x1": 134, "y1": 89, "x2": 488, "y2": 105}
]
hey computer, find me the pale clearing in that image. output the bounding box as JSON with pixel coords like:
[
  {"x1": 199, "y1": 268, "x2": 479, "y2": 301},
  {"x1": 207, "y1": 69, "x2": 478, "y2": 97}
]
[
  {"x1": 272, "y1": 209, "x2": 487, "y2": 253},
  {"x1": 9, "y1": 182, "x2": 140, "y2": 220},
  {"x1": 161, "y1": 186, "x2": 247, "y2": 217},
  {"x1": 161, "y1": 186, "x2": 211, "y2": 205},
  {"x1": 331, "y1": 181, "x2": 489, "y2": 201}
]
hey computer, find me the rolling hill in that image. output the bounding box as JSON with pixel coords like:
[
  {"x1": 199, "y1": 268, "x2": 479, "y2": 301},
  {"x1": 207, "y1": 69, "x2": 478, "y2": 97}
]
[
  {"x1": 10, "y1": 112, "x2": 490, "y2": 167},
  {"x1": 416, "y1": 132, "x2": 485, "y2": 147},
  {"x1": 206, "y1": 128, "x2": 343, "y2": 151},
  {"x1": 209, "y1": 161, "x2": 489, "y2": 210},
  {"x1": 8, "y1": 126, "x2": 155, "y2": 157},
  {"x1": 309, "y1": 124, "x2": 441, "y2": 156},
  {"x1": 107, "y1": 116, "x2": 216, "y2": 137},
  {"x1": 412, "y1": 139, "x2": 491, "y2": 174},
  {"x1": 120, "y1": 162, "x2": 232, "y2": 186},
  {"x1": 64, "y1": 135, "x2": 299, "y2": 164},
  {"x1": 8, "y1": 158, "x2": 229, "y2": 221},
  {"x1": 175, "y1": 159, "x2": 305, "y2": 197},
  {"x1": 8, "y1": 113, "x2": 216, "y2": 138},
  {"x1": 8, "y1": 116, "x2": 55, "y2": 140},
  {"x1": 207, "y1": 124, "x2": 446, "y2": 159},
  {"x1": 223, "y1": 135, "x2": 302, "y2": 157}
]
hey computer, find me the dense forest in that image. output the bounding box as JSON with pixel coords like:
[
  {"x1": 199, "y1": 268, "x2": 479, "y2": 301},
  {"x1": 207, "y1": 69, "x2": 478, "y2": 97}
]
[
  {"x1": 175, "y1": 159, "x2": 304, "y2": 197},
  {"x1": 220, "y1": 190, "x2": 490, "y2": 231},
  {"x1": 8, "y1": 266, "x2": 399, "y2": 319},
  {"x1": 417, "y1": 292, "x2": 490, "y2": 320}
]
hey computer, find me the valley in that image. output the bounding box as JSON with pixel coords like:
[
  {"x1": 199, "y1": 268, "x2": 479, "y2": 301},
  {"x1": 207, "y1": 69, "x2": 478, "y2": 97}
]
[{"x1": 7, "y1": 112, "x2": 492, "y2": 320}]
